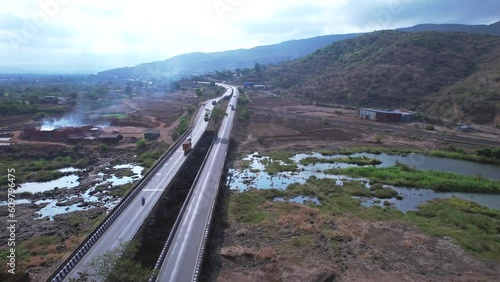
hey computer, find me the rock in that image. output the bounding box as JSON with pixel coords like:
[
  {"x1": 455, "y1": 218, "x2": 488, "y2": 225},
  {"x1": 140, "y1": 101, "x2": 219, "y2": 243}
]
[
  {"x1": 220, "y1": 245, "x2": 256, "y2": 259},
  {"x1": 235, "y1": 229, "x2": 247, "y2": 237}
]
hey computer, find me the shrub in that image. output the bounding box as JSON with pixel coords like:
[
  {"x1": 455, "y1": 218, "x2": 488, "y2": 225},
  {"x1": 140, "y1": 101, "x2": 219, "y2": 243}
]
[{"x1": 136, "y1": 139, "x2": 147, "y2": 149}]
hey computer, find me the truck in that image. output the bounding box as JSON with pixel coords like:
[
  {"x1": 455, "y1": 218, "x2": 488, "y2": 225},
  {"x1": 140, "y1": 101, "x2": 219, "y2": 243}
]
[
  {"x1": 212, "y1": 100, "x2": 216, "y2": 105},
  {"x1": 182, "y1": 137, "x2": 192, "y2": 154},
  {"x1": 204, "y1": 111, "x2": 210, "y2": 121}
]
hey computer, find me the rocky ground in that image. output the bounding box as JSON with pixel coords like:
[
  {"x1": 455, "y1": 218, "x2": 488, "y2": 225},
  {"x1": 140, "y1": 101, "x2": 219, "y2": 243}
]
[
  {"x1": 0, "y1": 144, "x2": 144, "y2": 281},
  {"x1": 216, "y1": 214, "x2": 499, "y2": 282}
]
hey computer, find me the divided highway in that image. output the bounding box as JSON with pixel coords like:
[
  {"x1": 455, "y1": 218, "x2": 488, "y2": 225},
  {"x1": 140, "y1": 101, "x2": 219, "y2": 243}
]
[
  {"x1": 52, "y1": 86, "x2": 234, "y2": 281},
  {"x1": 155, "y1": 85, "x2": 239, "y2": 281}
]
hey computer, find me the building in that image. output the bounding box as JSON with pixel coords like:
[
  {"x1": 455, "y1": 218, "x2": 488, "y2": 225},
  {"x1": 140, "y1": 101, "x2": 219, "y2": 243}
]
[
  {"x1": 99, "y1": 133, "x2": 123, "y2": 144},
  {"x1": 357, "y1": 108, "x2": 416, "y2": 122},
  {"x1": 144, "y1": 129, "x2": 160, "y2": 140}
]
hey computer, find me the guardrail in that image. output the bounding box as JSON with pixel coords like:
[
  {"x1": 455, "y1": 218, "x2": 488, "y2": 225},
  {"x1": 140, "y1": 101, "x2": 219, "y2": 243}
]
[
  {"x1": 192, "y1": 106, "x2": 235, "y2": 282},
  {"x1": 49, "y1": 128, "x2": 193, "y2": 282},
  {"x1": 149, "y1": 134, "x2": 217, "y2": 282}
]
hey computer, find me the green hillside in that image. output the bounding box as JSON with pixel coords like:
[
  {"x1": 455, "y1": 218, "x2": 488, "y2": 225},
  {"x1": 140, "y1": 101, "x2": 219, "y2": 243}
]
[{"x1": 261, "y1": 31, "x2": 500, "y2": 124}]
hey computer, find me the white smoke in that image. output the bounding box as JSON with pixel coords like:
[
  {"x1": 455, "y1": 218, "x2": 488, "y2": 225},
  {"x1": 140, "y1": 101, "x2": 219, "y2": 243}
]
[{"x1": 41, "y1": 115, "x2": 87, "y2": 131}]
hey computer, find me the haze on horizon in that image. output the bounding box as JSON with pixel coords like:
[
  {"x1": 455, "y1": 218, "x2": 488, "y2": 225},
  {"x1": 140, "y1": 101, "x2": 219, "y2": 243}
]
[{"x1": 0, "y1": 0, "x2": 499, "y2": 74}]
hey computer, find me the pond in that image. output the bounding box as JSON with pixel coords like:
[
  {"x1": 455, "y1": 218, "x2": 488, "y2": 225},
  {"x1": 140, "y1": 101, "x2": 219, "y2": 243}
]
[
  {"x1": 360, "y1": 185, "x2": 500, "y2": 211},
  {"x1": 16, "y1": 174, "x2": 80, "y2": 194},
  {"x1": 228, "y1": 152, "x2": 500, "y2": 211}
]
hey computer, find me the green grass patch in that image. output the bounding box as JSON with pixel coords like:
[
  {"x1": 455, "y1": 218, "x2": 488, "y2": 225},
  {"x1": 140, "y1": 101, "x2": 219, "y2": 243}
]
[
  {"x1": 138, "y1": 148, "x2": 165, "y2": 168},
  {"x1": 229, "y1": 190, "x2": 269, "y2": 224},
  {"x1": 172, "y1": 115, "x2": 190, "y2": 140},
  {"x1": 336, "y1": 156, "x2": 382, "y2": 166},
  {"x1": 0, "y1": 156, "x2": 86, "y2": 189},
  {"x1": 299, "y1": 157, "x2": 336, "y2": 165},
  {"x1": 102, "y1": 113, "x2": 127, "y2": 119},
  {"x1": 267, "y1": 151, "x2": 295, "y2": 164},
  {"x1": 343, "y1": 181, "x2": 371, "y2": 197},
  {"x1": 327, "y1": 164, "x2": 500, "y2": 194},
  {"x1": 320, "y1": 146, "x2": 500, "y2": 164},
  {"x1": 429, "y1": 150, "x2": 500, "y2": 164},
  {"x1": 370, "y1": 184, "x2": 399, "y2": 199},
  {"x1": 264, "y1": 161, "x2": 298, "y2": 175},
  {"x1": 406, "y1": 198, "x2": 500, "y2": 261},
  {"x1": 299, "y1": 156, "x2": 381, "y2": 166},
  {"x1": 25, "y1": 170, "x2": 65, "y2": 182}
]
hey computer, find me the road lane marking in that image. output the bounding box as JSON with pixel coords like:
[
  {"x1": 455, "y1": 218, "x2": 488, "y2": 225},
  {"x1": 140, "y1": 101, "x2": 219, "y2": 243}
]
[{"x1": 142, "y1": 189, "x2": 164, "y2": 192}]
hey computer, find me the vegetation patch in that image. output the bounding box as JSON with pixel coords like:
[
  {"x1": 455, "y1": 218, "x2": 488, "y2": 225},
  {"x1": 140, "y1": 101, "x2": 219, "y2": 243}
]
[
  {"x1": 0, "y1": 156, "x2": 85, "y2": 189},
  {"x1": 369, "y1": 184, "x2": 399, "y2": 199},
  {"x1": 264, "y1": 160, "x2": 299, "y2": 175},
  {"x1": 267, "y1": 151, "x2": 295, "y2": 164},
  {"x1": 24, "y1": 170, "x2": 65, "y2": 182},
  {"x1": 407, "y1": 198, "x2": 500, "y2": 261},
  {"x1": 326, "y1": 163, "x2": 500, "y2": 194},
  {"x1": 138, "y1": 148, "x2": 165, "y2": 168},
  {"x1": 336, "y1": 156, "x2": 382, "y2": 166},
  {"x1": 229, "y1": 176, "x2": 500, "y2": 261},
  {"x1": 299, "y1": 157, "x2": 336, "y2": 165}
]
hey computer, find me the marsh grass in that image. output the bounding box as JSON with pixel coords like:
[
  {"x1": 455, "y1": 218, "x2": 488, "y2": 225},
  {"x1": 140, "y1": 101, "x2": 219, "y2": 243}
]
[{"x1": 328, "y1": 165, "x2": 500, "y2": 194}]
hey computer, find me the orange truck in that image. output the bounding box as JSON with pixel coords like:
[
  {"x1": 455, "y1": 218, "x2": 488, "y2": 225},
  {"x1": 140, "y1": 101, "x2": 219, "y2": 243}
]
[{"x1": 182, "y1": 137, "x2": 192, "y2": 154}]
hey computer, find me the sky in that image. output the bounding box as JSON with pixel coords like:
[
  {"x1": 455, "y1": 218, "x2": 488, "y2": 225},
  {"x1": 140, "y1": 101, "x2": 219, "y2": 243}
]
[{"x1": 0, "y1": 0, "x2": 499, "y2": 73}]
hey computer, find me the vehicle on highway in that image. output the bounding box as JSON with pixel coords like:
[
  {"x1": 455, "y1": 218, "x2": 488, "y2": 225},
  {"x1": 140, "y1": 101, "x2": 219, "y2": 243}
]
[
  {"x1": 212, "y1": 100, "x2": 216, "y2": 105},
  {"x1": 204, "y1": 111, "x2": 210, "y2": 121},
  {"x1": 182, "y1": 137, "x2": 192, "y2": 154},
  {"x1": 141, "y1": 196, "x2": 145, "y2": 206},
  {"x1": 231, "y1": 104, "x2": 235, "y2": 110}
]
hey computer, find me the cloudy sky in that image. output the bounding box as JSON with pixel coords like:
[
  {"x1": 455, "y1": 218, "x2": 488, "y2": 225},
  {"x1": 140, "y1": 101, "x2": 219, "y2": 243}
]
[{"x1": 0, "y1": 0, "x2": 499, "y2": 73}]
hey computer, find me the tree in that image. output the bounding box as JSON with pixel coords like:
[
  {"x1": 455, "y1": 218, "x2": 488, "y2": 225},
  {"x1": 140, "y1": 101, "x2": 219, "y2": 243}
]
[
  {"x1": 73, "y1": 241, "x2": 155, "y2": 282},
  {"x1": 374, "y1": 134, "x2": 384, "y2": 143},
  {"x1": 195, "y1": 88, "x2": 203, "y2": 97},
  {"x1": 125, "y1": 86, "x2": 133, "y2": 96},
  {"x1": 211, "y1": 107, "x2": 224, "y2": 124},
  {"x1": 209, "y1": 81, "x2": 216, "y2": 87},
  {"x1": 254, "y1": 63, "x2": 262, "y2": 73}
]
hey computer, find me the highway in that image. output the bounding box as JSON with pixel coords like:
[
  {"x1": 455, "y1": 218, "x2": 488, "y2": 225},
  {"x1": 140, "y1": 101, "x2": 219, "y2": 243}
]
[
  {"x1": 155, "y1": 85, "x2": 238, "y2": 281},
  {"x1": 56, "y1": 86, "x2": 234, "y2": 281}
]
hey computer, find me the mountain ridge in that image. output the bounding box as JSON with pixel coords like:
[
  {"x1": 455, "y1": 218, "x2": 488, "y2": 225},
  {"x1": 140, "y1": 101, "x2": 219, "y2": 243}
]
[{"x1": 98, "y1": 21, "x2": 500, "y2": 79}]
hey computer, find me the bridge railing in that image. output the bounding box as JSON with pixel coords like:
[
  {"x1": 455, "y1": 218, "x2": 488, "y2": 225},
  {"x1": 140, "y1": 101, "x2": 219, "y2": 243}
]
[{"x1": 149, "y1": 134, "x2": 217, "y2": 282}]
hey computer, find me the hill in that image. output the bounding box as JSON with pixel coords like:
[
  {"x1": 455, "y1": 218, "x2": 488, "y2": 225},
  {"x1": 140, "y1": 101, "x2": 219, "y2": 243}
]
[
  {"x1": 399, "y1": 21, "x2": 500, "y2": 36},
  {"x1": 98, "y1": 21, "x2": 500, "y2": 79},
  {"x1": 97, "y1": 34, "x2": 360, "y2": 78},
  {"x1": 259, "y1": 31, "x2": 500, "y2": 124}
]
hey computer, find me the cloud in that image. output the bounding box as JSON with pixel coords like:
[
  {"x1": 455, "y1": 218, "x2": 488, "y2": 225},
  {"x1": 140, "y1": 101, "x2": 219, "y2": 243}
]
[{"x1": 0, "y1": 0, "x2": 499, "y2": 73}]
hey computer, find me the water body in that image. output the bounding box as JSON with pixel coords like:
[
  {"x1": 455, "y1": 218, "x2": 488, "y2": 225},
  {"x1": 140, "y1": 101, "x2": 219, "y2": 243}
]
[
  {"x1": 11, "y1": 164, "x2": 143, "y2": 219},
  {"x1": 352, "y1": 153, "x2": 500, "y2": 180},
  {"x1": 361, "y1": 186, "x2": 500, "y2": 212},
  {"x1": 16, "y1": 174, "x2": 80, "y2": 194},
  {"x1": 228, "y1": 152, "x2": 500, "y2": 211}
]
